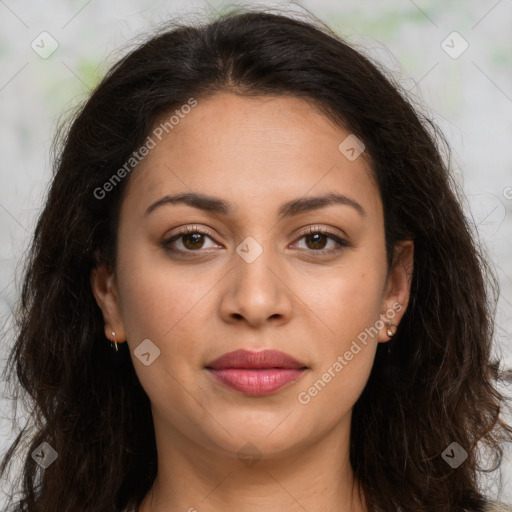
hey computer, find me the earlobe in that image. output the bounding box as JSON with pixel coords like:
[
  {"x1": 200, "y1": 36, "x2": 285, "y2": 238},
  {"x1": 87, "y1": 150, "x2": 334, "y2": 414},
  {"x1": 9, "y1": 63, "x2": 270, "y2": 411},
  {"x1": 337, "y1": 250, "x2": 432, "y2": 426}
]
[
  {"x1": 90, "y1": 262, "x2": 127, "y2": 343},
  {"x1": 378, "y1": 240, "x2": 414, "y2": 343}
]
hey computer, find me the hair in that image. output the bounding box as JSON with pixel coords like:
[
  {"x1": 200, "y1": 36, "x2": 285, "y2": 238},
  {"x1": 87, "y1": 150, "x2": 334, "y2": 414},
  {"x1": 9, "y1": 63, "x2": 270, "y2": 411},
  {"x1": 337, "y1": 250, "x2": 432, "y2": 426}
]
[{"x1": 1, "y1": 5, "x2": 511, "y2": 512}]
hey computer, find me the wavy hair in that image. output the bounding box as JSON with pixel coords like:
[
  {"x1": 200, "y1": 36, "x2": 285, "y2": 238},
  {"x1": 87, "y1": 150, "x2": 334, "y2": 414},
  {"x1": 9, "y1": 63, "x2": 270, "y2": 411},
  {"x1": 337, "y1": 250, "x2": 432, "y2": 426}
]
[{"x1": 1, "y1": 6, "x2": 511, "y2": 512}]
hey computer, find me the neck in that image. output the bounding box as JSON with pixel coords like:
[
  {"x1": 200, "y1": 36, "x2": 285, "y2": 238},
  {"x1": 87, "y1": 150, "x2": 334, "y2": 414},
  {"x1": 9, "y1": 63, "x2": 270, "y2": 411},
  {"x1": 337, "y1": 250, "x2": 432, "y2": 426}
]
[{"x1": 138, "y1": 412, "x2": 368, "y2": 512}]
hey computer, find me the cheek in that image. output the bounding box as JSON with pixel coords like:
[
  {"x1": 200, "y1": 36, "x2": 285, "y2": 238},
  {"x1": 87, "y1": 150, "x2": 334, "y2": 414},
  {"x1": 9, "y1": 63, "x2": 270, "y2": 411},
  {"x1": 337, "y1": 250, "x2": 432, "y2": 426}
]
[
  {"x1": 296, "y1": 341, "x2": 377, "y2": 431},
  {"x1": 313, "y1": 271, "x2": 382, "y2": 378},
  {"x1": 115, "y1": 240, "x2": 209, "y2": 342},
  {"x1": 296, "y1": 271, "x2": 384, "y2": 418},
  {"x1": 296, "y1": 250, "x2": 386, "y2": 412},
  {"x1": 310, "y1": 254, "x2": 387, "y2": 339},
  {"x1": 115, "y1": 247, "x2": 208, "y2": 412}
]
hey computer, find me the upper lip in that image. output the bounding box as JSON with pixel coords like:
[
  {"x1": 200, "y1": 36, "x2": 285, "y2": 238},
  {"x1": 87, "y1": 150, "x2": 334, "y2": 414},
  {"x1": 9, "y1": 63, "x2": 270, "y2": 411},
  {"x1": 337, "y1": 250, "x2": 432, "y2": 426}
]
[{"x1": 206, "y1": 349, "x2": 308, "y2": 370}]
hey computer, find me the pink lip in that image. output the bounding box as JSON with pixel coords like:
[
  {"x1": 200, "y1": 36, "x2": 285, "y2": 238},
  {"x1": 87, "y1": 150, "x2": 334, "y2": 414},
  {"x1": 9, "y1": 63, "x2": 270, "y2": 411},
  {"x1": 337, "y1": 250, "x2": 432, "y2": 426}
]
[{"x1": 205, "y1": 349, "x2": 308, "y2": 396}]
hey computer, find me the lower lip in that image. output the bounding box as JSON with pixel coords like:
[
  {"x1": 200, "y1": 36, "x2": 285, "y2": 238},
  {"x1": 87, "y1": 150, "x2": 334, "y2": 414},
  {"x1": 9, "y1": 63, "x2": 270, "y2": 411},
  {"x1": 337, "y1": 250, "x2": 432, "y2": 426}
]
[{"x1": 206, "y1": 368, "x2": 306, "y2": 396}]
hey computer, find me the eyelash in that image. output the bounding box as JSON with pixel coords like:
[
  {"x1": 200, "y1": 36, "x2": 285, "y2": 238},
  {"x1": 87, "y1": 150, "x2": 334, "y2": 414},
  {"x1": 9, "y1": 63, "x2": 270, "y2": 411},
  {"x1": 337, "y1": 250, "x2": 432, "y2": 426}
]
[{"x1": 162, "y1": 225, "x2": 349, "y2": 257}]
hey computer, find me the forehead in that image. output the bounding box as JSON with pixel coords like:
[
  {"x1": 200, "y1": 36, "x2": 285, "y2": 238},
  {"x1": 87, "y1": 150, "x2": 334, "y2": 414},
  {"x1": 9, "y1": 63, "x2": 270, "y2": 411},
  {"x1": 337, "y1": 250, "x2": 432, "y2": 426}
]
[{"x1": 123, "y1": 93, "x2": 381, "y2": 221}]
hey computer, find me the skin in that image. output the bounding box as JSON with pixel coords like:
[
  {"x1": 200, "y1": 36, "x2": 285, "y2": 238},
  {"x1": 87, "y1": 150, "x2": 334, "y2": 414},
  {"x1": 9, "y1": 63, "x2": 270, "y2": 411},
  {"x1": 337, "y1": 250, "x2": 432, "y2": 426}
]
[{"x1": 91, "y1": 92, "x2": 413, "y2": 512}]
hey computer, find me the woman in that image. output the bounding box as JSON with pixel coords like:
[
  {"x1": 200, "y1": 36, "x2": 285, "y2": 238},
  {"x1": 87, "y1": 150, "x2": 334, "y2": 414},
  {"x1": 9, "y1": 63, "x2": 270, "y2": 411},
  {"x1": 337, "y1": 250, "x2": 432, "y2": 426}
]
[{"x1": 1, "y1": 6, "x2": 511, "y2": 512}]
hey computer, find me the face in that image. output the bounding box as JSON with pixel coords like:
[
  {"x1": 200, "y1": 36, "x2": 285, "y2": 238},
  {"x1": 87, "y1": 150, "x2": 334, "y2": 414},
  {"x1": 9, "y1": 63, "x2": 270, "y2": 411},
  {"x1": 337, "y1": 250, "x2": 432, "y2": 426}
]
[{"x1": 91, "y1": 92, "x2": 413, "y2": 462}]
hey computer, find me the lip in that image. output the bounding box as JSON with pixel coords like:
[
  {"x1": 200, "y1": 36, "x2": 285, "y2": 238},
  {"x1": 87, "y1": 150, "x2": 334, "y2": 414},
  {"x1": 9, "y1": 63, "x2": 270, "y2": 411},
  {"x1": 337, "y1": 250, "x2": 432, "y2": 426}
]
[{"x1": 205, "y1": 349, "x2": 308, "y2": 396}]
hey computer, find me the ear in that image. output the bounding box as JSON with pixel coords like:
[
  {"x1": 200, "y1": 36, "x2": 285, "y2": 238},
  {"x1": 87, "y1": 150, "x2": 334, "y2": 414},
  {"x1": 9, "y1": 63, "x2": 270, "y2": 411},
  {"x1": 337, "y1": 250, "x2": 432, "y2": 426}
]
[
  {"x1": 378, "y1": 240, "x2": 414, "y2": 343},
  {"x1": 90, "y1": 254, "x2": 127, "y2": 344}
]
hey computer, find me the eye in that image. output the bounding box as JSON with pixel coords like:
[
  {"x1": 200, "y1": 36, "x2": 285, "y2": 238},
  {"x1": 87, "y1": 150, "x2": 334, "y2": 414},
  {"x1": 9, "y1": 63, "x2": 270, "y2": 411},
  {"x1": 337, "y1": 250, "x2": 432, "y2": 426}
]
[
  {"x1": 162, "y1": 225, "x2": 349, "y2": 256},
  {"x1": 293, "y1": 226, "x2": 349, "y2": 255},
  {"x1": 163, "y1": 225, "x2": 219, "y2": 253}
]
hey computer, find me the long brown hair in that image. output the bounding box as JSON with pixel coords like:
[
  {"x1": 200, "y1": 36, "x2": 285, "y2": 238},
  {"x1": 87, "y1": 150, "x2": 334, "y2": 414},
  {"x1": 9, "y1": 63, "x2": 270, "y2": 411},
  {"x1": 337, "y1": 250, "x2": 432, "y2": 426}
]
[{"x1": 1, "y1": 6, "x2": 511, "y2": 511}]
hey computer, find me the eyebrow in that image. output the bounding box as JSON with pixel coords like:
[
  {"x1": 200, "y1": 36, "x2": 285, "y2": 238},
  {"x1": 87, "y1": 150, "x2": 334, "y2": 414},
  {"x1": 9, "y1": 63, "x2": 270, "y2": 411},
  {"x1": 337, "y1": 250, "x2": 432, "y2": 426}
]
[{"x1": 144, "y1": 191, "x2": 366, "y2": 219}]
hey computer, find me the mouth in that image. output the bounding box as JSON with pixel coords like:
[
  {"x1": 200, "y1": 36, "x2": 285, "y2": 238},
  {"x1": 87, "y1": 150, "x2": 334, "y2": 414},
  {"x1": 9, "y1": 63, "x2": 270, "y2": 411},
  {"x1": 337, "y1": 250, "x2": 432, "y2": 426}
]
[{"x1": 205, "y1": 349, "x2": 308, "y2": 396}]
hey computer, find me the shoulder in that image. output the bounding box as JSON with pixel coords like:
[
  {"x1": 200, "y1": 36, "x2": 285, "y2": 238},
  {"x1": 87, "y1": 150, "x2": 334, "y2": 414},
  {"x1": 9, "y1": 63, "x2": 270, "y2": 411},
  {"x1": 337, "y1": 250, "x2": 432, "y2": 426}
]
[{"x1": 484, "y1": 501, "x2": 512, "y2": 512}]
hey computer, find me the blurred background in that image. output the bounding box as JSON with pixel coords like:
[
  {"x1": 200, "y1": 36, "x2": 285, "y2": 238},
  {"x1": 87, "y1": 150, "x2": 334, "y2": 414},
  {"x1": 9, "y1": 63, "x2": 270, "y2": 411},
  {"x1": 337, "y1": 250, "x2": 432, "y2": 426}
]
[{"x1": 1, "y1": 0, "x2": 511, "y2": 505}]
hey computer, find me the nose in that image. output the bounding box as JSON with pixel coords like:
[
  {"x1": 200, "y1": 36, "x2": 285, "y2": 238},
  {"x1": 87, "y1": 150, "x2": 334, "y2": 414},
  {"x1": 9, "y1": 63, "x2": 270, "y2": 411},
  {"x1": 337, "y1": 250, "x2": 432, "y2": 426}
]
[{"x1": 219, "y1": 240, "x2": 293, "y2": 328}]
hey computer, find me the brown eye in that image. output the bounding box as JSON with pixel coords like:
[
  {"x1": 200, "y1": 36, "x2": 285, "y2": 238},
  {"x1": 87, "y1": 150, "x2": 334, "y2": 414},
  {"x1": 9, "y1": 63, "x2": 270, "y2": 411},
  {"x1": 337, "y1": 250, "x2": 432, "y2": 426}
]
[
  {"x1": 294, "y1": 227, "x2": 348, "y2": 254},
  {"x1": 163, "y1": 226, "x2": 219, "y2": 254},
  {"x1": 163, "y1": 225, "x2": 349, "y2": 257},
  {"x1": 181, "y1": 232, "x2": 206, "y2": 250},
  {"x1": 303, "y1": 232, "x2": 329, "y2": 250}
]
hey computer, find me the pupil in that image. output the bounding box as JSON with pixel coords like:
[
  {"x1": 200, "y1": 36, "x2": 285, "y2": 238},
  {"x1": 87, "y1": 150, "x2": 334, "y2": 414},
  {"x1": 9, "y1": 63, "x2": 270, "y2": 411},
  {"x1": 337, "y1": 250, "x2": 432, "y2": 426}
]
[
  {"x1": 185, "y1": 233, "x2": 203, "y2": 249},
  {"x1": 308, "y1": 233, "x2": 326, "y2": 249}
]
